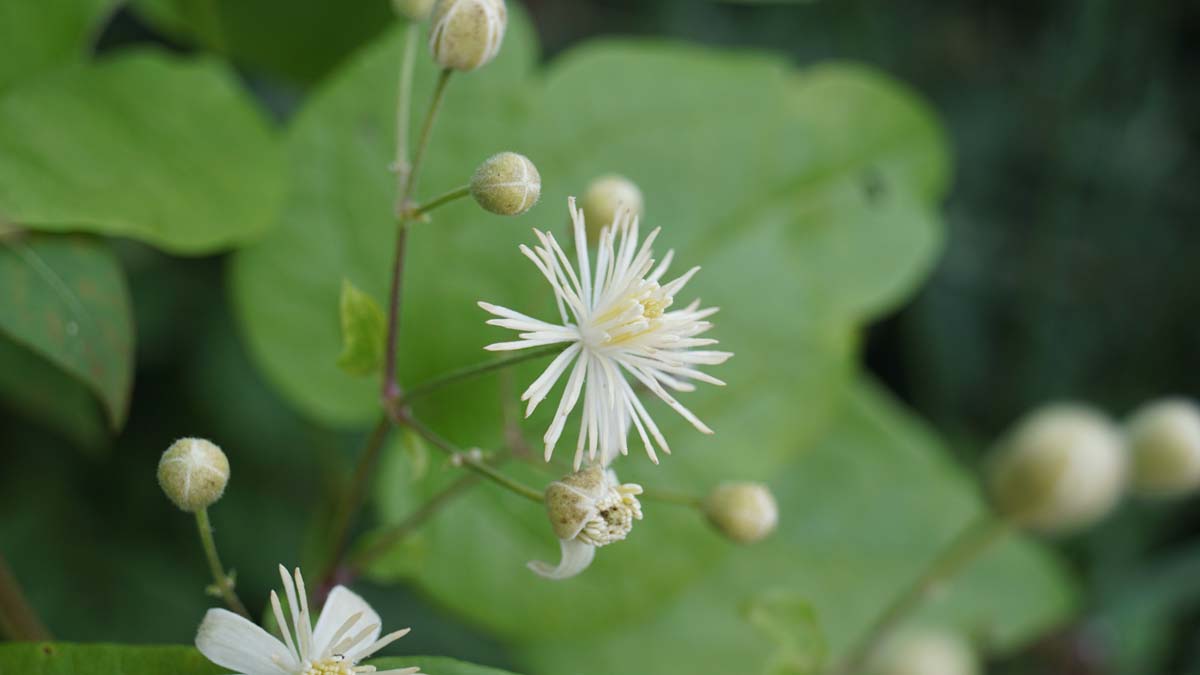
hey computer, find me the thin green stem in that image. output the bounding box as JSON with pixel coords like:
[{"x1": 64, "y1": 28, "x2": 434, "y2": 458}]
[
  {"x1": 320, "y1": 416, "x2": 392, "y2": 591},
  {"x1": 641, "y1": 488, "x2": 704, "y2": 509},
  {"x1": 0, "y1": 553, "x2": 51, "y2": 641},
  {"x1": 392, "y1": 21, "x2": 420, "y2": 207},
  {"x1": 411, "y1": 184, "x2": 471, "y2": 217},
  {"x1": 395, "y1": 411, "x2": 545, "y2": 503},
  {"x1": 832, "y1": 514, "x2": 1010, "y2": 675},
  {"x1": 399, "y1": 345, "x2": 564, "y2": 406},
  {"x1": 402, "y1": 68, "x2": 452, "y2": 207},
  {"x1": 195, "y1": 508, "x2": 250, "y2": 619}
]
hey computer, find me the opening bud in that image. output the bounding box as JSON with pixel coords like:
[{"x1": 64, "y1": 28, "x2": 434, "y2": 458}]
[
  {"x1": 429, "y1": 0, "x2": 506, "y2": 72},
  {"x1": 470, "y1": 152, "x2": 540, "y2": 215},
  {"x1": 868, "y1": 629, "x2": 979, "y2": 675},
  {"x1": 704, "y1": 482, "x2": 778, "y2": 544},
  {"x1": 1127, "y1": 398, "x2": 1200, "y2": 498},
  {"x1": 158, "y1": 437, "x2": 230, "y2": 512},
  {"x1": 393, "y1": 0, "x2": 434, "y2": 20},
  {"x1": 987, "y1": 404, "x2": 1127, "y2": 534},
  {"x1": 581, "y1": 174, "x2": 643, "y2": 242}
]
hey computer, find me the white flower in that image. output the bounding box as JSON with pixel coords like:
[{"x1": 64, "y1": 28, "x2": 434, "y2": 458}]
[
  {"x1": 480, "y1": 197, "x2": 731, "y2": 468},
  {"x1": 196, "y1": 565, "x2": 421, "y2": 675},
  {"x1": 530, "y1": 465, "x2": 643, "y2": 580}
]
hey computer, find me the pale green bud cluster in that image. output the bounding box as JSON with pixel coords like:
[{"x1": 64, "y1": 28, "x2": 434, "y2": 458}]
[
  {"x1": 470, "y1": 152, "x2": 540, "y2": 215},
  {"x1": 1126, "y1": 398, "x2": 1200, "y2": 498},
  {"x1": 581, "y1": 174, "x2": 643, "y2": 242},
  {"x1": 704, "y1": 482, "x2": 778, "y2": 543},
  {"x1": 429, "y1": 0, "x2": 506, "y2": 72},
  {"x1": 868, "y1": 630, "x2": 979, "y2": 675},
  {"x1": 157, "y1": 438, "x2": 230, "y2": 512},
  {"x1": 987, "y1": 404, "x2": 1127, "y2": 534}
]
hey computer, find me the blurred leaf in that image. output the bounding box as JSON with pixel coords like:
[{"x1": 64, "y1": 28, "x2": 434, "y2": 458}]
[
  {"x1": 337, "y1": 278, "x2": 387, "y2": 376},
  {"x1": 0, "y1": 232, "x2": 133, "y2": 430},
  {"x1": 371, "y1": 656, "x2": 523, "y2": 675},
  {"x1": 0, "y1": 50, "x2": 284, "y2": 254},
  {"x1": 129, "y1": 0, "x2": 394, "y2": 86},
  {"x1": 230, "y1": 9, "x2": 950, "y2": 652},
  {"x1": 0, "y1": 0, "x2": 116, "y2": 92},
  {"x1": 0, "y1": 332, "x2": 108, "y2": 450},
  {"x1": 0, "y1": 644, "x2": 221, "y2": 675},
  {"x1": 515, "y1": 380, "x2": 1074, "y2": 675},
  {"x1": 745, "y1": 592, "x2": 827, "y2": 675}
]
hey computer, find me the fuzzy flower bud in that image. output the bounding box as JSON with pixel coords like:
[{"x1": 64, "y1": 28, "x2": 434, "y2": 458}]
[
  {"x1": 1127, "y1": 398, "x2": 1200, "y2": 497},
  {"x1": 581, "y1": 174, "x2": 643, "y2": 242},
  {"x1": 868, "y1": 629, "x2": 979, "y2": 675},
  {"x1": 704, "y1": 482, "x2": 778, "y2": 543},
  {"x1": 530, "y1": 465, "x2": 643, "y2": 580},
  {"x1": 158, "y1": 438, "x2": 230, "y2": 512},
  {"x1": 470, "y1": 151, "x2": 540, "y2": 215},
  {"x1": 987, "y1": 404, "x2": 1127, "y2": 534},
  {"x1": 392, "y1": 0, "x2": 434, "y2": 20},
  {"x1": 428, "y1": 0, "x2": 506, "y2": 72}
]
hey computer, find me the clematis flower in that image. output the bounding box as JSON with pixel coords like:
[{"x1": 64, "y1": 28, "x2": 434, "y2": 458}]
[
  {"x1": 530, "y1": 464, "x2": 643, "y2": 580},
  {"x1": 196, "y1": 565, "x2": 421, "y2": 675},
  {"x1": 480, "y1": 197, "x2": 731, "y2": 469}
]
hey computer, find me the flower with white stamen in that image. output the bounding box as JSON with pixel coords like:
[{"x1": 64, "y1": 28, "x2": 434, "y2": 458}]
[
  {"x1": 195, "y1": 565, "x2": 421, "y2": 675},
  {"x1": 480, "y1": 197, "x2": 731, "y2": 468}
]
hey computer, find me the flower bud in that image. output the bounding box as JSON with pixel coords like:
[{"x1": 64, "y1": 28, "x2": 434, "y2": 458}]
[
  {"x1": 704, "y1": 482, "x2": 778, "y2": 543},
  {"x1": 428, "y1": 0, "x2": 506, "y2": 72},
  {"x1": 868, "y1": 629, "x2": 979, "y2": 675},
  {"x1": 157, "y1": 438, "x2": 230, "y2": 512},
  {"x1": 530, "y1": 465, "x2": 643, "y2": 580},
  {"x1": 393, "y1": 0, "x2": 434, "y2": 20},
  {"x1": 1127, "y1": 398, "x2": 1200, "y2": 497},
  {"x1": 987, "y1": 404, "x2": 1127, "y2": 534},
  {"x1": 581, "y1": 174, "x2": 643, "y2": 242},
  {"x1": 470, "y1": 152, "x2": 540, "y2": 215}
]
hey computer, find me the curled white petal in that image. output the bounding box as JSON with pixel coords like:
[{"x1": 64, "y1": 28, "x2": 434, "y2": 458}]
[{"x1": 527, "y1": 538, "x2": 596, "y2": 580}]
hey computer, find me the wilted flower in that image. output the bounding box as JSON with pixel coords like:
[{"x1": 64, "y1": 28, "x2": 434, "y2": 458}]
[
  {"x1": 530, "y1": 465, "x2": 643, "y2": 580},
  {"x1": 480, "y1": 197, "x2": 731, "y2": 468},
  {"x1": 196, "y1": 565, "x2": 420, "y2": 675}
]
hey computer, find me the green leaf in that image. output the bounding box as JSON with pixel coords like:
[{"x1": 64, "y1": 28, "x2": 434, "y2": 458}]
[
  {"x1": 0, "y1": 644, "x2": 222, "y2": 675},
  {"x1": 371, "y1": 656, "x2": 524, "y2": 675},
  {"x1": 0, "y1": 332, "x2": 108, "y2": 450},
  {"x1": 0, "y1": 0, "x2": 117, "y2": 92},
  {"x1": 337, "y1": 278, "x2": 388, "y2": 376},
  {"x1": 515, "y1": 381, "x2": 1074, "y2": 675},
  {"x1": 129, "y1": 0, "x2": 395, "y2": 86},
  {"x1": 0, "y1": 232, "x2": 133, "y2": 430},
  {"x1": 0, "y1": 50, "x2": 284, "y2": 254},
  {"x1": 745, "y1": 593, "x2": 828, "y2": 675}
]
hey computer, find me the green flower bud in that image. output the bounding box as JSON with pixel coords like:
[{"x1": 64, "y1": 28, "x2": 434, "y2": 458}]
[
  {"x1": 869, "y1": 630, "x2": 979, "y2": 675},
  {"x1": 988, "y1": 404, "x2": 1127, "y2": 534},
  {"x1": 470, "y1": 152, "x2": 540, "y2": 215},
  {"x1": 429, "y1": 0, "x2": 506, "y2": 72},
  {"x1": 704, "y1": 482, "x2": 778, "y2": 543},
  {"x1": 581, "y1": 174, "x2": 643, "y2": 242},
  {"x1": 1127, "y1": 398, "x2": 1200, "y2": 497},
  {"x1": 393, "y1": 0, "x2": 434, "y2": 20},
  {"x1": 158, "y1": 438, "x2": 230, "y2": 512}
]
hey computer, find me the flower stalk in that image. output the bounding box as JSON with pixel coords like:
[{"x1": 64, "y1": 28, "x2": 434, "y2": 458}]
[{"x1": 194, "y1": 507, "x2": 250, "y2": 619}]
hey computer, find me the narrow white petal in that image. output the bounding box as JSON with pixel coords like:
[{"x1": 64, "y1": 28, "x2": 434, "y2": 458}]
[
  {"x1": 196, "y1": 608, "x2": 295, "y2": 675},
  {"x1": 544, "y1": 354, "x2": 589, "y2": 460},
  {"x1": 277, "y1": 565, "x2": 306, "y2": 660},
  {"x1": 312, "y1": 586, "x2": 380, "y2": 661},
  {"x1": 484, "y1": 338, "x2": 571, "y2": 352},
  {"x1": 269, "y1": 591, "x2": 299, "y2": 663},
  {"x1": 527, "y1": 538, "x2": 596, "y2": 580},
  {"x1": 624, "y1": 363, "x2": 714, "y2": 434},
  {"x1": 357, "y1": 628, "x2": 412, "y2": 662},
  {"x1": 521, "y1": 343, "x2": 582, "y2": 416}
]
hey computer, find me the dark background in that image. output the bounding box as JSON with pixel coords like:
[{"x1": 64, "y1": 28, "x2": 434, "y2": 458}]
[{"x1": 2, "y1": 1, "x2": 1198, "y2": 673}]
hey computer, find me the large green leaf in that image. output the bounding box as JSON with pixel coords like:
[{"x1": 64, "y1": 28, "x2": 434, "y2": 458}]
[
  {"x1": 0, "y1": 332, "x2": 108, "y2": 449},
  {"x1": 0, "y1": 644, "x2": 221, "y2": 675},
  {"x1": 0, "y1": 0, "x2": 116, "y2": 92},
  {"x1": 514, "y1": 381, "x2": 1075, "y2": 675},
  {"x1": 231, "y1": 7, "x2": 949, "y2": 648},
  {"x1": 0, "y1": 232, "x2": 133, "y2": 430},
  {"x1": 0, "y1": 50, "x2": 284, "y2": 254}
]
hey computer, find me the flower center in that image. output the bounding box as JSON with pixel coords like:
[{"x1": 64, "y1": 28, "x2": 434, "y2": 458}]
[
  {"x1": 590, "y1": 281, "x2": 673, "y2": 349},
  {"x1": 577, "y1": 483, "x2": 643, "y2": 547},
  {"x1": 302, "y1": 657, "x2": 355, "y2": 675}
]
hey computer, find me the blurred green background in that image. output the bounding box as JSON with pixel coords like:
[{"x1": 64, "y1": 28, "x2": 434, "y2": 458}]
[{"x1": 1, "y1": 1, "x2": 1198, "y2": 674}]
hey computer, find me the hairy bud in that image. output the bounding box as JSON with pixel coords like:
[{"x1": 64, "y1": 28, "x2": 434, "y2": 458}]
[
  {"x1": 429, "y1": 0, "x2": 506, "y2": 71},
  {"x1": 704, "y1": 482, "x2": 778, "y2": 543},
  {"x1": 470, "y1": 152, "x2": 540, "y2": 215},
  {"x1": 1127, "y1": 398, "x2": 1200, "y2": 497},
  {"x1": 392, "y1": 0, "x2": 434, "y2": 20},
  {"x1": 158, "y1": 438, "x2": 230, "y2": 512},
  {"x1": 988, "y1": 404, "x2": 1127, "y2": 534},
  {"x1": 868, "y1": 630, "x2": 979, "y2": 675},
  {"x1": 581, "y1": 174, "x2": 643, "y2": 242}
]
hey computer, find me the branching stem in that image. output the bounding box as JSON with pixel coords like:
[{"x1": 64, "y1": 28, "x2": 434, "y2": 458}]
[
  {"x1": 195, "y1": 508, "x2": 251, "y2": 619},
  {"x1": 400, "y1": 346, "x2": 563, "y2": 406}
]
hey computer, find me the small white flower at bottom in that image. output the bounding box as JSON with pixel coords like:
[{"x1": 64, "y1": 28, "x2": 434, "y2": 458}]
[
  {"x1": 530, "y1": 464, "x2": 643, "y2": 580},
  {"x1": 195, "y1": 565, "x2": 421, "y2": 675}
]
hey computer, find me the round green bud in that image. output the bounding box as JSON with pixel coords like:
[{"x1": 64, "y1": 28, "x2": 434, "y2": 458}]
[
  {"x1": 470, "y1": 152, "x2": 540, "y2": 215},
  {"x1": 988, "y1": 404, "x2": 1127, "y2": 534},
  {"x1": 868, "y1": 630, "x2": 979, "y2": 675},
  {"x1": 429, "y1": 0, "x2": 506, "y2": 72},
  {"x1": 1127, "y1": 398, "x2": 1200, "y2": 497},
  {"x1": 393, "y1": 0, "x2": 435, "y2": 20},
  {"x1": 157, "y1": 438, "x2": 230, "y2": 512},
  {"x1": 704, "y1": 482, "x2": 778, "y2": 544},
  {"x1": 581, "y1": 174, "x2": 643, "y2": 242}
]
